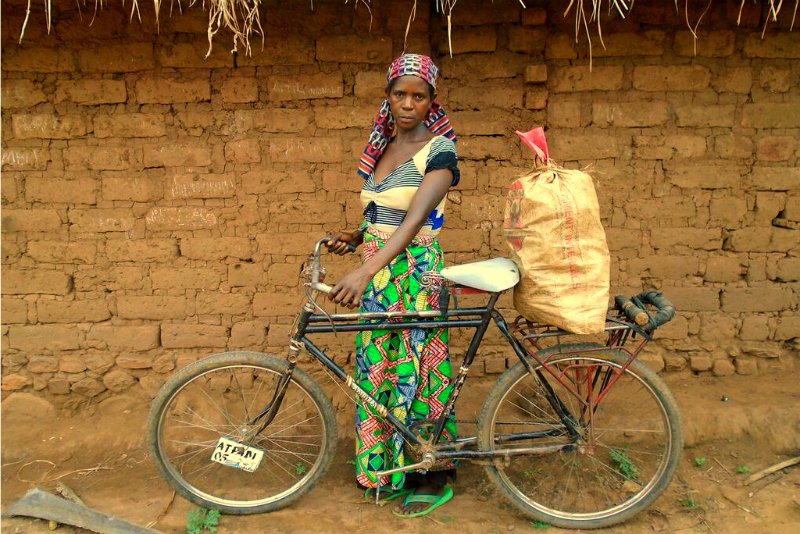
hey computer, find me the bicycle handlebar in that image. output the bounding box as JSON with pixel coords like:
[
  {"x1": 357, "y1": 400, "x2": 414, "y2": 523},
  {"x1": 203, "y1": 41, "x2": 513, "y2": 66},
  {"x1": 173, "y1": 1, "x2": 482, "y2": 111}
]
[
  {"x1": 309, "y1": 238, "x2": 357, "y2": 294},
  {"x1": 614, "y1": 291, "x2": 675, "y2": 331}
]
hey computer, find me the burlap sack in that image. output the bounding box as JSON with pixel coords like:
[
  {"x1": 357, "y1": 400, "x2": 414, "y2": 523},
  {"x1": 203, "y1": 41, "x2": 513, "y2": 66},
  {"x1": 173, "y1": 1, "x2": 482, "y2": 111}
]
[{"x1": 504, "y1": 165, "x2": 610, "y2": 334}]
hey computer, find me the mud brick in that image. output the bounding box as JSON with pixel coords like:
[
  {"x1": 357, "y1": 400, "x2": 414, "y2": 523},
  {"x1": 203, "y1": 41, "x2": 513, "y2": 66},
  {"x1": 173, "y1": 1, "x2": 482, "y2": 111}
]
[
  {"x1": 151, "y1": 267, "x2": 221, "y2": 290},
  {"x1": 268, "y1": 137, "x2": 343, "y2": 163},
  {"x1": 221, "y1": 78, "x2": 259, "y2": 103},
  {"x1": 144, "y1": 206, "x2": 216, "y2": 231},
  {"x1": 93, "y1": 114, "x2": 165, "y2": 138},
  {"x1": 267, "y1": 263, "x2": 303, "y2": 286},
  {"x1": 239, "y1": 35, "x2": 315, "y2": 66},
  {"x1": 760, "y1": 67, "x2": 791, "y2": 93},
  {"x1": 549, "y1": 66, "x2": 624, "y2": 92},
  {"x1": 776, "y1": 258, "x2": 800, "y2": 282},
  {"x1": 12, "y1": 114, "x2": 88, "y2": 139},
  {"x1": 2, "y1": 300, "x2": 28, "y2": 324},
  {"x1": 712, "y1": 68, "x2": 752, "y2": 93},
  {"x1": 268, "y1": 73, "x2": 343, "y2": 101},
  {"x1": 459, "y1": 195, "x2": 504, "y2": 222},
  {"x1": 634, "y1": 135, "x2": 707, "y2": 160},
  {"x1": 735, "y1": 358, "x2": 758, "y2": 375},
  {"x1": 117, "y1": 296, "x2": 186, "y2": 320},
  {"x1": 1, "y1": 209, "x2": 62, "y2": 232},
  {"x1": 159, "y1": 42, "x2": 231, "y2": 69},
  {"x1": 507, "y1": 26, "x2": 545, "y2": 54},
  {"x1": 242, "y1": 170, "x2": 315, "y2": 195},
  {"x1": 26, "y1": 241, "x2": 97, "y2": 263},
  {"x1": 196, "y1": 293, "x2": 252, "y2": 315},
  {"x1": 229, "y1": 263, "x2": 267, "y2": 287},
  {"x1": 269, "y1": 200, "x2": 344, "y2": 224},
  {"x1": 36, "y1": 300, "x2": 110, "y2": 323},
  {"x1": 1, "y1": 375, "x2": 31, "y2": 391},
  {"x1": 255, "y1": 232, "x2": 320, "y2": 257},
  {"x1": 524, "y1": 64, "x2": 547, "y2": 84},
  {"x1": 593, "y1": 102, "x2": 669, "y2": 127},
  {"x1": 1, "y1": 148, "x2": 49, "y2": 171},
  {"x1": 628, "y1": 256, "x2": 700, "y2": 279},
  {"x1": 136, "y1": 78, "x2": 210, "y2": 104},
  {"x1": 316, "y1": 36, "x2": 392, "y2": 64},
  {"x1": 547, "y1": 102, "x2": 580, "y2": 128},
  {"x1": 591, "y1": 32, "x2": 665, "y2": 57},
  {"x1": 253, "y1": 291, "x2": 303, "y2": 316},
  {"x1": 674, "y1": 31, "x2": 735, "y2": 57},
  {"x1": 448, "y1": 80, "x2": 523, "y2": 109},
  {"x1": 715, "y1": 134, "x2": 753, "y2": 159},
  {"x1": 27, "y1": 356, "x2": 60, "y2": 373},
  {"x1": 744, "y1": 167, "x2": 800, "y2": 191},
  {"x1": 25, "y1": 176, "x2": 97, "y2": 205},
  {"x1": 2, "y1": 80, "x2": 47, "y2": 108},
  {"x1": 225, "y1": 139, "x2": 261, "y2": 164},
  {"x1": 68, "y1": 209, "x2": 134, "y2": 233},
  {"x1": 442, "y1": 27, "x2": 498, "y2": 54},
  {"x1": 743, "y1": 33, "x2": 800, "y2": 58},
  {"x1": 650, "y1": 228, "x2": 722, "y2": 250},
  {"x1": 742, "y1": 103, "x2": 800, "y2": 129},
  {"x1": 438, "y1": 229, "x2": 486, "y2": 253},
  {"x1": 87, "y1": 325, "x2": 160, "y2": 351},
  {"x1": 116, "y1": 354, "x2": 154, "y2": 369},
  {"x1": 65, "y1": 146, "x2": 141, "y2": 171},
  {"x1": 522, "y1": 7, "x2": 547, "y2": 25},
  {"x1": 230, "y1": 321, "x2": 267, "y2": 348},
  {"x1": 54, "y1": 80, "x2": 127, "y2": 105},
  {"x1": 633, "y1": 66, "x2": 711, "y2": 91},
  {"x1": 756, "y1": 136, "x2": 795, "y2": 162},
  {"x1": 233, "y1": 109, "x2": 313, "y2": 133},
  {"x1": 106, "y1": 239, "x2": 178, "y2": 262},
  {"x1": 314, "y1": 106, "x2": 375, "y2": 130},
  {"x1": 450, "y1": 111, "x2": 515, "y2": 136},
  {"x1": 166, "y1": 174, "x2": 235, "y2": 199},
  {"x1": 143, "y1": 144, "x2": 212, "y2": 168},
  {"x1": 9, "y1": 325, "x2": 79, "y2": 351},
  {"x1": 457, "y1": 137, "x2": 515, "y2": 161},
  {"x1": 740, "y1": 315, "x2": 770, "y2": 340},
  {"x1": 546, "y1": 34, "x2": 578, "y2": 59},
  {"x1": 775, "y1": 317, "x2": 800, "y2": 340},
  {"x1": 2, "y1": 46, "x2": 76, "y2": 72},
  {"x1": 161, "y1": 325, "x2": 228, "y2": 349},
  {"x1": 711, "y1": 197, "x2": 748, "y2": 225},
  {"x1": 665, "y1": 287, "x2": 720, "y2": 312},
  {"x1": 321, "y1": 170, "x2": 364, "y2": 194},
  {"x1": 603, "y1": 229, "x2": 641, "y2": 251},
  {"x1": 354, "y1": 71, "x2": 385, "y2": 99},
  {"x1": 721, "y1": 287, "x2": 793, "y2": 313},
  {"x1": 524, "y1": 88, "x2": 548, "y2": 110},
  {"x1": 78, "y1": 43, "x2": 154, "y2": 72},
  {"x1": 653, "y1": 316, "x2": 688, "y2": 340},
  {"x1": 675, "y1": 105, "x2": 736, "y2": 128},
  {"x1": 547, "y1": 132, "x2": 629, "y2": 160},
  {"x1": 446, "y1": 2, "x2": 520, "y2": 25},
  {"x1": 102, "y1": 170, "x2": 163, "y2": 201},
  {"x1": 180, "y1": 237, "x2": 252, "y2": 260},
  {"x1": 727, "y1": 228, "x2": 800, "y2": 253},
  {"x1": 666, "y1": 165, "x2": 743, "y2": 189},
  {"x1": 2, "y1": 270, "x2": 71, "y2": 295}
]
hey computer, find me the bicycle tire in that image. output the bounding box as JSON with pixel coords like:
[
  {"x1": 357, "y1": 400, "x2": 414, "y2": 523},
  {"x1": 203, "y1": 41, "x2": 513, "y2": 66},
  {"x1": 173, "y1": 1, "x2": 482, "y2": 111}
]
[
  {"x1": 147, "y1": 351, "x2": 338, "y2": 514},
  {"x1": 477, "y1": 343, "x2": 683, "y2": 529}
]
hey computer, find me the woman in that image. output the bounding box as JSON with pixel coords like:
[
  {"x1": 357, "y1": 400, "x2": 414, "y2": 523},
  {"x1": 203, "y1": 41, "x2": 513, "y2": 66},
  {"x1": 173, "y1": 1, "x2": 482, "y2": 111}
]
[{"x1": 325, "y1": 53, "x2": 460, "y2": 519}]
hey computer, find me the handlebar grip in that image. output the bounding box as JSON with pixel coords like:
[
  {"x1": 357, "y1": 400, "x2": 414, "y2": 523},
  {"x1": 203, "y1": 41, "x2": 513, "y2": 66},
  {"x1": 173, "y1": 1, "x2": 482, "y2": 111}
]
[
  {"x1": 635, "y1": 291, "x2": 675, "y2": 329},
  {"x1": 614, "y1": 295, "x2": 649, "y2": 326},
  {"x1": 313, "y1": 282, "x2": 333, "y2": 294}
]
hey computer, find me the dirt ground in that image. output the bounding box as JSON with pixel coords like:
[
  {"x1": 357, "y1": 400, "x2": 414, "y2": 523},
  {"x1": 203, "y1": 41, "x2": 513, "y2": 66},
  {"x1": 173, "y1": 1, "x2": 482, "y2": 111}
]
[{"x1": 2, "y1": 371, "x2": 799, "y2": 534}]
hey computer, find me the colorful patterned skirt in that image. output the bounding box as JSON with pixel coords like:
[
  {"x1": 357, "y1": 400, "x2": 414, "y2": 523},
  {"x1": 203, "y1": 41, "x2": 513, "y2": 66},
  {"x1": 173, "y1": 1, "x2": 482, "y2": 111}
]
[{"x1": 354, "y1": 225, "x2": 457, "y2": 490}]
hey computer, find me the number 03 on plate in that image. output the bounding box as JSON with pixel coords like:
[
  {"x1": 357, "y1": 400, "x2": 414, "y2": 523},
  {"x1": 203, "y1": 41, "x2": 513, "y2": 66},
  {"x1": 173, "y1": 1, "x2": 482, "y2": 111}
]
[{"x1": 211, "y1": 437, "x2": 264, "y2": 473}]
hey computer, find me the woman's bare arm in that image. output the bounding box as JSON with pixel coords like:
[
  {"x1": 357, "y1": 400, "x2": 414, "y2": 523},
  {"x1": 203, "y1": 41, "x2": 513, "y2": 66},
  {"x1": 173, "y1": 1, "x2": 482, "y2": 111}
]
[{"x1": 328, "y1": 168, "x2": 453, "y2": 307}]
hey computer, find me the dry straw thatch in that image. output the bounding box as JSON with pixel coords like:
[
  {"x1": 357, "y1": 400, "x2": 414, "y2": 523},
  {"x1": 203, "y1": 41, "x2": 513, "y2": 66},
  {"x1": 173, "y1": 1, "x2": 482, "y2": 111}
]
[{"x1": 16, "y1": 0, "x2": 799, "y2": 60}]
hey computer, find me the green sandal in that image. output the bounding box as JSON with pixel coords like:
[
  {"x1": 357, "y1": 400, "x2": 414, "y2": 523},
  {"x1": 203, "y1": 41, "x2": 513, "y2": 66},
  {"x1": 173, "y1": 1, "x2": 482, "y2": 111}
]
[
  {"x1": 392, "y1": 485, "x2": 454, "y2": 518},
  {"x1": 364, "y1": 487, "x2": 413, "y2": 506}
]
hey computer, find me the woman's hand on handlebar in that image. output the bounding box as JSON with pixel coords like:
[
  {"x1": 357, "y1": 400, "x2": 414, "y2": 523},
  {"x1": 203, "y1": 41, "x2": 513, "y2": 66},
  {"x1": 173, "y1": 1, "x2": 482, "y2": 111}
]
[
  {"x1": 325, "y1": 230, "x2": 363, "y2": 255},
  {"x1": 328, "y1": 266, "x2": 372, "y2": 309}
]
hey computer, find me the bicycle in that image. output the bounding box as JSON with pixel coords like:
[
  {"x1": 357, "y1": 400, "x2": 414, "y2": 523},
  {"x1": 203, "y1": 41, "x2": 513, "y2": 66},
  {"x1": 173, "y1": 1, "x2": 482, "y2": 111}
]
[{"x1": 147, "y1": 238, "x2": 683, "y2": 530}]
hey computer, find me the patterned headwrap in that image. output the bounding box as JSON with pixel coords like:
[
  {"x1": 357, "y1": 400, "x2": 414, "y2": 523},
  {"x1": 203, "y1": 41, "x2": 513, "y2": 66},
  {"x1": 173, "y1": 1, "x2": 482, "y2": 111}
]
[{"x1": 357, "y1": 54, "x2": 457, "y2": 179}]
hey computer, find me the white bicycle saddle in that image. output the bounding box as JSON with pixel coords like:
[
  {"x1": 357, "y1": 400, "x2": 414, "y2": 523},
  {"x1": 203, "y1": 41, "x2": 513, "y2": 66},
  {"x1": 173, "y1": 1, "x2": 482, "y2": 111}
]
[{"x1": 440, "y1": 257, "x2": 520, "y2": 292}]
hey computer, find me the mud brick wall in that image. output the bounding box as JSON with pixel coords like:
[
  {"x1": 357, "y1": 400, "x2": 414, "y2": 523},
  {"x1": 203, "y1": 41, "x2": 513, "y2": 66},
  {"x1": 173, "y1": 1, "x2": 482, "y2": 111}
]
[{"x1": 1, "y1": 0, "x2": 799, "y2": 407}]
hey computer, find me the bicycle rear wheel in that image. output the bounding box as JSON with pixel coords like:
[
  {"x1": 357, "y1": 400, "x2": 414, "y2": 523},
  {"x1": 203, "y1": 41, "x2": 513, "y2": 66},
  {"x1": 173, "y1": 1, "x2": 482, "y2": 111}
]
[
  {"x1": 147, "y1": 352, "x2": 338, "y2": 514},
  {"x1": 477, "y1": 343, "x2": 683, "y2": 529}
]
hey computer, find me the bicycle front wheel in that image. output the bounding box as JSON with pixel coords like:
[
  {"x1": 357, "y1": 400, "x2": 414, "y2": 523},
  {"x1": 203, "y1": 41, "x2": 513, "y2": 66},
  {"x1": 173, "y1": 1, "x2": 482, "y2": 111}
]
[
  {"x1": 147, "y1": 352, "x2": 338, "y2": 514},
  {"x1": 477, "y1": 343, "x2": 683, "y2": 529}
]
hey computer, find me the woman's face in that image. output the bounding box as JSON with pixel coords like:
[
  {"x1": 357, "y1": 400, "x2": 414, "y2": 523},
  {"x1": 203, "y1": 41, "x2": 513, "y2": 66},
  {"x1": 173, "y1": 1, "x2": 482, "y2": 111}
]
[{"x1": 387, "y1": 75, "x2": 434, "y2": 132}]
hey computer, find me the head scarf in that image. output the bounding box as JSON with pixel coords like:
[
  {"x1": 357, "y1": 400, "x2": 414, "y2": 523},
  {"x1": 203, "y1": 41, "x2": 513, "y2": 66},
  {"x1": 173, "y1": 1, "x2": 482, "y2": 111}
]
[{"x1": 357, "y1": 54, "x2": 457, "y2": 179}]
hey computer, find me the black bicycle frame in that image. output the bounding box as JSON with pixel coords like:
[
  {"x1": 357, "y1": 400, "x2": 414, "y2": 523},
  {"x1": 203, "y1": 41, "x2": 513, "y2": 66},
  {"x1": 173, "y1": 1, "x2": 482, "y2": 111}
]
[{"x1": 287, "y1": 291, "x2": 583, "y2": 456}]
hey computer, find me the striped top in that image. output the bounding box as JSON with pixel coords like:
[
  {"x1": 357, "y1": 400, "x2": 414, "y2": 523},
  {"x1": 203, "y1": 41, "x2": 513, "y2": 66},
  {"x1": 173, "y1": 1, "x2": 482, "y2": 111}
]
[{"x1": 360, "y1": 136, "x2": 460, "y2": 237}]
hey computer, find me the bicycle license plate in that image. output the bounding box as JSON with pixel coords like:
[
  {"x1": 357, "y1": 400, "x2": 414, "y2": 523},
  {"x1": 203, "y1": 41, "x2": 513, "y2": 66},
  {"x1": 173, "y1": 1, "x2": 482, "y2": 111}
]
[{"x1": 211, "y1": 437, "x2": 264, "y2": 473}]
